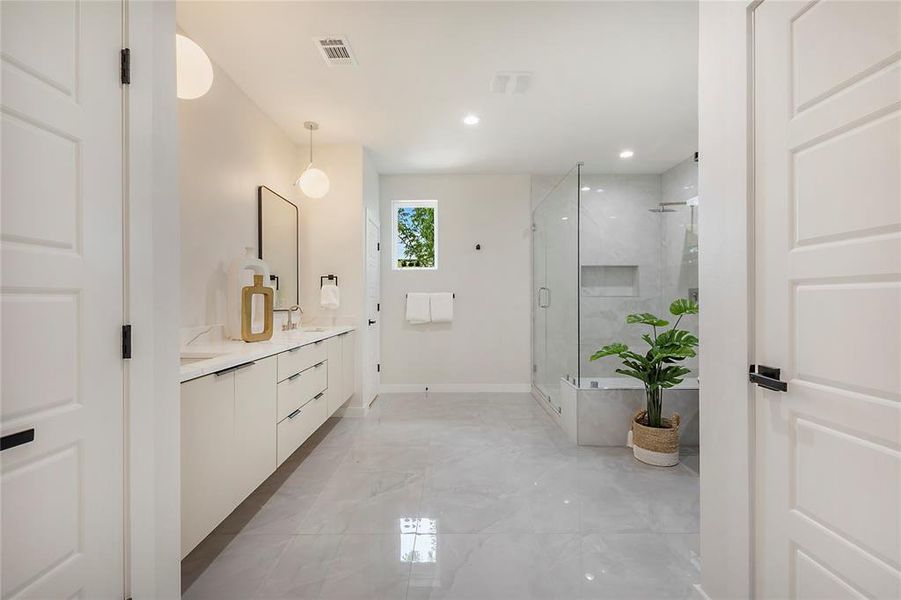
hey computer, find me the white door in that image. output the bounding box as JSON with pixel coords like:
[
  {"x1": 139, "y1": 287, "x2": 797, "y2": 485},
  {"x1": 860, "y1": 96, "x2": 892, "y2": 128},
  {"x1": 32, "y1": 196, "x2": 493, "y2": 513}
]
[
  {"x1": 1, "y1": 1, "x2": 125, "y2": 598},
  {"x1": 754, "y1": 2, "x2": 901, "y2": 598},
  {"x1": 365, "y1": 211, "x2": 380, "y2": 406}
]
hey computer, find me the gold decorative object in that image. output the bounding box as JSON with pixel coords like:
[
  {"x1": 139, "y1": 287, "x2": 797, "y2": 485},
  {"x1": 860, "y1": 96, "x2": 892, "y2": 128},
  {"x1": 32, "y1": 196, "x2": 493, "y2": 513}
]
[{"x1": 241, "y1": 274, "x2": 273, "y2": 342}]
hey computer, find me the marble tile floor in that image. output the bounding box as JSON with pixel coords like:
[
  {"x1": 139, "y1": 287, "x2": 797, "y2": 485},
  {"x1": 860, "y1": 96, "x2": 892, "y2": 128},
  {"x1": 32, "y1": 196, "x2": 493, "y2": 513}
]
[{"x1": 182, "y1": 392, "x2": 700, "y2": 600}]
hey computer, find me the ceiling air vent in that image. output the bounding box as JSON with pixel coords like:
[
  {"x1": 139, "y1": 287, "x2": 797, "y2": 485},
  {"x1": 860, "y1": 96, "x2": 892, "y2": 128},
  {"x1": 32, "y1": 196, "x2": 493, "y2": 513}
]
[
  {"x1": 489, "y1": 71, "x2": 532, "y2": 95},
  {"x1": 314, "y1": 36, "x2": 357, "y2": 66}
]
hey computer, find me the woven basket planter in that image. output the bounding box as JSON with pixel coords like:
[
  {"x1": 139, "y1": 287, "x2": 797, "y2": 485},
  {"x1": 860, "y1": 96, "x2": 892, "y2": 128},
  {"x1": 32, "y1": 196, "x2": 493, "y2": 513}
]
[{"x1": 629, "y1": 410, "x2": 681, "y2": 467}]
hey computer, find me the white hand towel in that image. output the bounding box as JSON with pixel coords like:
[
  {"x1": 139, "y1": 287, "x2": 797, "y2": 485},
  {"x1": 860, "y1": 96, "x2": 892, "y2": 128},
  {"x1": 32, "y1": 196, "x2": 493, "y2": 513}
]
[
  {"x1": 320, "y1": 284, "x2": 340, "y2": 310},
  {"x1": 430, "y1": 292, "x2": 454, "y2": 323},
  {"x1": 406, "y1": 293, "x2": 431, "y2": 324}
]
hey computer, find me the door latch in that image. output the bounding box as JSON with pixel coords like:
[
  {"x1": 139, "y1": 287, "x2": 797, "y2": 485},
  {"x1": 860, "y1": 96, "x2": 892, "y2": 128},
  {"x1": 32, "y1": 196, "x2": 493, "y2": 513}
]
[{"x1": 749, "y1": 364, "x2": 787, "y2": 392}]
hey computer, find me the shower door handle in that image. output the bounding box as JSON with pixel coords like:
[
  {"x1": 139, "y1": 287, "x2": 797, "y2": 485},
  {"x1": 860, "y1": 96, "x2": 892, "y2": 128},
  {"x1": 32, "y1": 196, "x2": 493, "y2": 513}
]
[{"x1": 538, "y1": 287, "x2": 551, "y2": 308}]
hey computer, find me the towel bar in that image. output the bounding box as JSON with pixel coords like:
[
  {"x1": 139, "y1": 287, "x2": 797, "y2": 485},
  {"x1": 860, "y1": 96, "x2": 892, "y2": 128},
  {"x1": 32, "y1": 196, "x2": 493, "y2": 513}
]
[
  {"x1": 320, "y1": 274, "x2": 338, "y2": 288},
  {"x1": 406, "y1": 293, "x2": 455, "y2": 298}
]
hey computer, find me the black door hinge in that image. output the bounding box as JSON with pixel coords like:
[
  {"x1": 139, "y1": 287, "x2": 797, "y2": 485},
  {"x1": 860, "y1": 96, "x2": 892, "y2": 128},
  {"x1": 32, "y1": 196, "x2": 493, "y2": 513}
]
[
  {"x1": 121, "y1": 48, "x2": 131, "y2": 85},
  {"x1": 377, "y1": 242, "x2": 380, "y2": 251},
  {"x1": 377, "y1": 303, "x2": 380, "y2": 312},
  {"x1": 122, "y1": 324, "x2": 132, "y2": 359},
  {"x1": 377, "y1": 363, "x2": 380, "y2": 373}
]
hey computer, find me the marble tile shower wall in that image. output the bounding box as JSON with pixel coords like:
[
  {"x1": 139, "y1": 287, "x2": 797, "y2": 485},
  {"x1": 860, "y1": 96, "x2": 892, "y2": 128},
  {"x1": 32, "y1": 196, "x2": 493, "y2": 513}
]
[
  {"x1": 660, "y1": 157, "x2": 699, "y2": 375},
  {"x1": 578, "y1": 158, "x2": 699, "y2": 379},
  {"x1": 578, "y1": 174, "x2": 662, "y2": 378}
]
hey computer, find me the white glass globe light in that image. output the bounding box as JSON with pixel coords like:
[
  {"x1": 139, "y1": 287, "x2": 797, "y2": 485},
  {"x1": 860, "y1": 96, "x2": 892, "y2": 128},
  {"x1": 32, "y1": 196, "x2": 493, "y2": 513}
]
[
  {"x1": 297, "y1": 166, "x2": 330, "y2": 198},
  {"x1": 176, "y1": 34, "x2": 214, "y2": 100}
]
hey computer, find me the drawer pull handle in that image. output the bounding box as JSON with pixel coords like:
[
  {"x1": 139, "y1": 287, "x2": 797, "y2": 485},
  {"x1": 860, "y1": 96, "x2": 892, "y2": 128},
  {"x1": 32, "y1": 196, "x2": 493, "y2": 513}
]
[
  {"x1": 314, "y1": 361, "x2": 326, "y2": 369},
  {"x1": 289, "y1": 347, "x2": 301, "y2": 353},
  {"x1": 1, "y1": 428, "x2": 35, "y2": 451},
  {"x1": 288, "y1": 372, "x2": 303, "y2": 381},
  {"x1": 314, "y1": 392, "x2": 325, "y2": 400},
  {"x1": 214, "y1": 361, "x2": 256, "y2": 377},
  {"x1": 287, "y1": 408, "x2": 302, "y2": 420}
]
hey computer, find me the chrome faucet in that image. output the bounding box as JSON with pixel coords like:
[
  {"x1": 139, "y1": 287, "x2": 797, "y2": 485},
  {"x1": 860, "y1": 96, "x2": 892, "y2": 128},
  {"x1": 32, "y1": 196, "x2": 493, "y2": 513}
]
[{"x1": 282, "y1": 305, "x2": 303, "y2": 331}]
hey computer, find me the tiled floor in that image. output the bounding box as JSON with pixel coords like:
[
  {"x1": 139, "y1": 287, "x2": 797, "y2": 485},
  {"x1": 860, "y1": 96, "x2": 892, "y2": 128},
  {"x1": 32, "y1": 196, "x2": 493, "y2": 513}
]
[{"x1": 182, "y1": 392, "x2": 700, "y2": 600}]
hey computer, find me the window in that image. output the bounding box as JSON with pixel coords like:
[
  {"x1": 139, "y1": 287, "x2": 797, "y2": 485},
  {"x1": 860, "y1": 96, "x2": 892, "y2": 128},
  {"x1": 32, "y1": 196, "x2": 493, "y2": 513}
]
[{"x1": 391, "y1": 200, "x2": 438, "y2": 270}]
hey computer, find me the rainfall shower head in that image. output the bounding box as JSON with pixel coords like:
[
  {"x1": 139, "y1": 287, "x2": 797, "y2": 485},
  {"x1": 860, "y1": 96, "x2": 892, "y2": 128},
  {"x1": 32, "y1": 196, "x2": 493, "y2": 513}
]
[{"x1": 649, "y1": 201, "x2": 689, "y2": 213}]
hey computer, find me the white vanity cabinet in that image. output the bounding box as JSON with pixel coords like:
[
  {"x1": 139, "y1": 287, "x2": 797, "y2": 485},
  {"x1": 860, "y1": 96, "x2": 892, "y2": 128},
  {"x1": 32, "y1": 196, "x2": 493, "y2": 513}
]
[
  {"x1": 181, "y1": 357, "x2": 278, "y2": 558},
  {"x1": 341, "y1": 331, "x2": 356, "y2": 406},
  {"x1": 180, "y1": 329, "x2": 355, "y2": 558},
  {"x1": 326, "y1": 331, "x2": 356, "y2": 416},
  {"x1": 327, "y1": 335, "x2": 344, "y2": 415},
  {"x1": 234, "y1": 357, "x2": 278, "y2": 501}
]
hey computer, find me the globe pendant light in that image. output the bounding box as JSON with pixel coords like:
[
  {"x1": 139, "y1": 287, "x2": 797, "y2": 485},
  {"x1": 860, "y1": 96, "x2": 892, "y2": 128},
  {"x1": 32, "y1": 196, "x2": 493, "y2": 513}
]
[
  {"x1": 176, "y1": 34, "x2": 214, "y2": 100},
  {"x1": 296, "y1": 121, "x2": 330, "y2": 198}
]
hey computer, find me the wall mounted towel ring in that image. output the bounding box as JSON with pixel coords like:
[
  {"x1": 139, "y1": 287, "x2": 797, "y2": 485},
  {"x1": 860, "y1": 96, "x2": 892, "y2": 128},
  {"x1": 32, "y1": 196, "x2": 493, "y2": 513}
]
[{"x1": 320, "y1": 274, "x2": 338, "y2": 288}]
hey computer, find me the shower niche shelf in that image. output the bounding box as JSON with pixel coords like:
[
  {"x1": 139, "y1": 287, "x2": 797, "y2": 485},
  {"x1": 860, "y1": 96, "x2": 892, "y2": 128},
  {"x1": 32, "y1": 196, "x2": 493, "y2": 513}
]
[{"x1": 581, "y1": 265, "x2": 638, "y2": 297}]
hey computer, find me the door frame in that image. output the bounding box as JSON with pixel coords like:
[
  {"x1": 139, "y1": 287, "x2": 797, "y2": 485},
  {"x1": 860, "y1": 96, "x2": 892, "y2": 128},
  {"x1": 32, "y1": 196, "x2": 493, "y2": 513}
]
[
  {"x1": 363, "y1": 208, "x2": 381, "y2": 407},
  {"x1": 696, "y1": 1, "x2": 761, "y2": 599},
  {"x1": 123, "y1": 2, "x2": 181, "y2": 598}
]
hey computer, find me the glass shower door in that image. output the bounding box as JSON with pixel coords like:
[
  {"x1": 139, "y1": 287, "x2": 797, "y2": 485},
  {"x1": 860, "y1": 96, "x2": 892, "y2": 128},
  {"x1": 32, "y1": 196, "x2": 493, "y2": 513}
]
[{"x1": 532, "y1": 166, "x2": 579, "y2": 412}]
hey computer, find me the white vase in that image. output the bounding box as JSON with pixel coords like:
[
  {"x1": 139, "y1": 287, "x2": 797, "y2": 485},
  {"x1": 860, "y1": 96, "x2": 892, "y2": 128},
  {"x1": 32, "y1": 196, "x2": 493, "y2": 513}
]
[{"x1": 227, "y1": 247, "x2": 271, "y2": 340}]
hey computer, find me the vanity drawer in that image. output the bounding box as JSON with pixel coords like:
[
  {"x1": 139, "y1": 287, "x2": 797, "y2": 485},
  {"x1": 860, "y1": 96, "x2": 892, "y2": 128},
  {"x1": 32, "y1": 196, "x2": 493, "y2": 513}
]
[
  {"x1": 276, "y1": 360, "x2": 327, "y2": 422},
  {"x1": 276, "y1": 391, "x2": 327, "y2": 465},
  {"x1": 277, "y1": 341, "x2": 327, "y2": 381}
]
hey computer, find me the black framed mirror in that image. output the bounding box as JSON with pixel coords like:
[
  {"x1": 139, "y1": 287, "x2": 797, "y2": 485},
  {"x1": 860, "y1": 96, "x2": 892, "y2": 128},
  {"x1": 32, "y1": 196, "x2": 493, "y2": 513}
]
[{"x1": 258, "y1": 186, "x2": 298, "y2": 310}]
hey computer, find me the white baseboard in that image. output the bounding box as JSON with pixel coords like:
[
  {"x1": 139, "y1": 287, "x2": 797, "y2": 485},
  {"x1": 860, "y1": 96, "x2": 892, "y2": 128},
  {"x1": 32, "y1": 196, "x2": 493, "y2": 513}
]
[
  {"x1": 379, "y1": 383, "x2": 532, "y2": 394},
  {"x1": 692, "y1": 584, "x2": 712, "y2": 600}
]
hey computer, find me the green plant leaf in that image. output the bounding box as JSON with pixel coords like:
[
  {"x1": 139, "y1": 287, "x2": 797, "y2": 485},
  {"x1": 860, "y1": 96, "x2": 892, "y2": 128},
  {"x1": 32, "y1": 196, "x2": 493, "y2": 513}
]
[
  {"x1": 615, "y1": 368, "x2": 649, "y2": 384},
  {"x1": 626, "y1": 313, "x2": 669, "y2": 327},
  {"x1": 657, "y1": 365, "x2": 692, "y2": 388},
  {"x1": 669, "y1": 298, "x2": 699, "y2": 316},
  {"x1": 655, "y1": 330, "x2": 699, "y2": 357},
  {"x1": 589, "y1": 343, "x2": 629, "y2": 361}
]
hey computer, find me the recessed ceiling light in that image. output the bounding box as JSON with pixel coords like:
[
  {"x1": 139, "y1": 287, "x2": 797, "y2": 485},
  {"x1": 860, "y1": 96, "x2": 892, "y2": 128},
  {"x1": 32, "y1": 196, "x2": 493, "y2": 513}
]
[
  {"x1": 580, "y1": 186, "x2": 590, "y2": 192},
  {"x1": 463, "y1": 114, "x2": 480, "y2": 125},
  {"x1": 619, "y1": 149, "x2": 634, "y2": 159},
  {"x1": 596, "y1": 188, "x2": 605, "y2": 193}
]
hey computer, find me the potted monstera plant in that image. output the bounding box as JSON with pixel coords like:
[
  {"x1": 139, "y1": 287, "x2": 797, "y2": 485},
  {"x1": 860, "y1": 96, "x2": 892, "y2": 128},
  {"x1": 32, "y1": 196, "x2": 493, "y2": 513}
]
[{"x1": 590, "y1": 298, "x2": 699, "y2": 466}]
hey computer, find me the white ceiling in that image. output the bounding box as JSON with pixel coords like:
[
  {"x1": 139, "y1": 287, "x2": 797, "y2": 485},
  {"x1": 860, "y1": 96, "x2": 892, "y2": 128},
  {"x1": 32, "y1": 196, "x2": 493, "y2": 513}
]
[{"x1": 176, "y1": 1, "x2": 698, "y2": 175}]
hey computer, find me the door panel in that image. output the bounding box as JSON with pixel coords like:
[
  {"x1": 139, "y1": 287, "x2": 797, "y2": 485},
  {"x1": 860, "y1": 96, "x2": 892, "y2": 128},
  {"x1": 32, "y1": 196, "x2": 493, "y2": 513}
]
[
  {"x1": 754, "y1": 1, "x2": 901, "y2": 598},
  {"x1": 1, "y1": 1, "x2": 124, "y2": 598}
]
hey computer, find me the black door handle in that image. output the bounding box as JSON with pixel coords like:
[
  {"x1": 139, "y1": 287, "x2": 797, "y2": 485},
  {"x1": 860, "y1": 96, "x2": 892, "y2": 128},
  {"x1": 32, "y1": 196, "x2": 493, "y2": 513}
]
[
  {"x1": 368, "y1": 319, "x2": 377, "y2": 325},
  {"x1": 1, "y1": 428, "x2": 35, "y2": 451},
  {"x1": 749, "y1": 364, "x2": 787, "y2": 392}
]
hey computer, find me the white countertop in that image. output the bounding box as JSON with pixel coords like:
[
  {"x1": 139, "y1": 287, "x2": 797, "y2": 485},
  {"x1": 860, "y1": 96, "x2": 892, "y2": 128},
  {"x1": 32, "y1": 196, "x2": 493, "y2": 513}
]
[{"x1": 179, "y1": 326, "x2": 355, "y2": 383}]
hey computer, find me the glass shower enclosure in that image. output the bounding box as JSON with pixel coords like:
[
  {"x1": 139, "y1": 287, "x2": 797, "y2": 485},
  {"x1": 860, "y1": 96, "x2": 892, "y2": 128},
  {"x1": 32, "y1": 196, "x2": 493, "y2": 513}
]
[
  {"x1": 531, "y1": 164, "x2": 580, "y2": 412},
  {"x1": 532, "y1": 157, "x2": 699, "y2": 412}
]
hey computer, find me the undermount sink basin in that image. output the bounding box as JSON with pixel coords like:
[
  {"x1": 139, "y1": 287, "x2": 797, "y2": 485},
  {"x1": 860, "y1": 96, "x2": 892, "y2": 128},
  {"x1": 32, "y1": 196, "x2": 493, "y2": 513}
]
[{"x1": 180, "y1": 352, "x2": 226, "y2": 366}]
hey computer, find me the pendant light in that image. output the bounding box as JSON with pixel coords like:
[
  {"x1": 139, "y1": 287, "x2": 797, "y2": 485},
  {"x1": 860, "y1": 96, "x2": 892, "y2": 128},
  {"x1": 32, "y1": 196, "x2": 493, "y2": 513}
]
[
  {"x1": 296, "y1": 121, "x2": 330, "y2": 198},
  {"x1": 176, "y1": 34, "x2": 214, "y2": 100}
]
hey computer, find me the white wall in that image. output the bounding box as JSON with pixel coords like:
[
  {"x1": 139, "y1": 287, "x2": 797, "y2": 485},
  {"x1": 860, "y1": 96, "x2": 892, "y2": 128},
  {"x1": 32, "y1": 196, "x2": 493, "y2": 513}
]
[
  {"x1": 178, "y1": 57, "x2": 300, "y2": 328},
  {"x1": 295, "y1": 143, "x2": 369, "y2": 413},
  {"x1": 379, "y1": 174, "x2": 532, "y2": 391},
  {"x1": 698, "y1": 2, "x2": 753, "y2": 598},
  {"x1": 296, "y1": 144, "x2": 364, "y2": 326}
]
